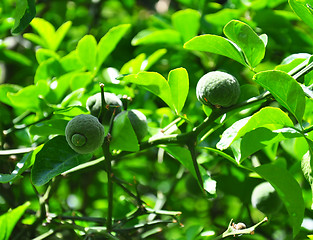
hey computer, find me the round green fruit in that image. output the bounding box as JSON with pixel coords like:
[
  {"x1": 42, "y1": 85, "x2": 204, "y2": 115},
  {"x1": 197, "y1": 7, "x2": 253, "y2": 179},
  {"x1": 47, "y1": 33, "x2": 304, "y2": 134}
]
[
  {"x1": 251, "y1": 182, "x2": 283, "y2": 214},
  {"x1": 196, "y1": 71, "x2": 240, "y2": 107},
  {"x1": 65, "y1": 114, "x2": 105, "y2": 154},
  {"x1": 86, "y1": 92, "x2": 123, "y2": 124}
]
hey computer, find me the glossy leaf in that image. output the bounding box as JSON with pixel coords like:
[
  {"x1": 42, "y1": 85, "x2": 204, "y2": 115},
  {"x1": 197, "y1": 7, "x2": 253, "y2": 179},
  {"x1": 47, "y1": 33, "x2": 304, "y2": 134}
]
[
  {"x1": 123, "y1": 72, "x2": 175, "y2": 111},
  {"x1": 0, "y1": 84, "x2": 22, "y2": 106},
  {"x1": 97, "y1": 24, "x2": 131, "y2": 68},
  {"x1": 7, "y1": 80, "x2": 49, "y2": 111},
  {"x1": 172, "y1": 9, "x2": 200, "y2": 43},
  {"x1": 34, "y1": 58, "x2": 65, "y2": 83},
  {"x1": 217, "y1": 107, "x2": 294, "y2": 150},
  {"x1": 11, "y1": 0, "x2": 36, "y2": 34},
  {"x1": 29, "y1": 119, "x2": 68, "y2": 137},
  {"x1": 168, "y1": 68, "x2": 189, "y2": 114},
  {"x1": 223, "y1": 20, "x2": 266, "y2": 68},
  {"x1": 31, "y1": 136, "x2": 93, "y2": 186},
  {"x1": 289, "y1": 0, "x2": 313, "y2": 29},
  {"x1": 254, "y1": 164, "x2": 305, "y2": 237},
  {"x1": 254, "y1": 70, "x2": 306, "y2": 124},
  {"x1": 301, "y1": 145, "x2": 313, "y2": 209},
  {"x1": 232, "y1": 127, "x2": 302, "y2": 162},
  {"x1": 110, "y1": 111, "x2": 139, "y2": 152},
  {"x1": 77, "y1": 35, "x2": 98, "y2": 71},
  {"x1": 0, "y1": 202, "x2": 30, "y2": 240},
  {"x1": 184, "y1": 34, "x2": 247, "y2": 66},
  {"x1": 132, "y1": 29, "x2": 181, "y2": 46}
]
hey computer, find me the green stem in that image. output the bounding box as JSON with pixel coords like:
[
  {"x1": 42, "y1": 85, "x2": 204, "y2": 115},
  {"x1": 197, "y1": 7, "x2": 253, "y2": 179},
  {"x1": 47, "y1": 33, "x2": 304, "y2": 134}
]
[{"x1": 187, "y1": 140, "x2": 203, "y2": 188}]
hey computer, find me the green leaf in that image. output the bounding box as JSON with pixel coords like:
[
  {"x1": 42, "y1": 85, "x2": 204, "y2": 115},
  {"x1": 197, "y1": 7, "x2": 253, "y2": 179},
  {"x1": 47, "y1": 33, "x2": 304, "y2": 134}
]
[
  {"x1": 97, "y1": 24, "x2": 131, "y2": 68},
  {"x1": 0, "y1": 202, "x2": 30, "y2": 240},
  {"x1": 77, "y1": 35, "x2": 98, "y2": 71},
  {"x1": 29, "y1": 119, "x2": 68, "y2": 137},
  {"x1": 34, "y1": 58, "x2": 65, "y2": 83},
  {"x1": 31, "y1": 136, "x2": 92, "y2": 186},
  {"x1": 110, "y1": 111, "x2": 139, "y2": 152},
  {"x1": 253, "y1": 164, "x2": 305, "y2": 237},
  {"x1": 29, "y1": 18, "x2": 57, "y2": 50},
  {"x1": 163, "y1": 145, "x2": 197, "y2": 179},
  {"x1": 184, "y1": 34, "x2": 247, "y2": 66},
  {"x1": 232, "y1": 127, "x2": 302, "y2": 162},
  {"x1": 11, "y1": 0, "x2": 36, "y2": 34},
  {"x1": 253, "y1": 70, "x2": 306, "y2": 124},
  {"x1": 7, "y1": 80, "x2": 49, "y2": 111},
  {"x1": 223, "y1": 20, "x2": 266, "y2": 68},
  {"x1": 54, "y1": 21, "x2": 72, "y2": 51},
  {"x1": 132, "y1": 29, "x2": 182, "y2": 46},
  {"x1": 70, "y1": 72, "x2": 94, "y2": 90},
  {"x1": 0, "y1": 84, "x2": 22, "y2": 106},
  {"x1": 172, "y1": 9, "x2": 200, "y2": 43},
  {"x1": 289, "y1": 0, "x2": 313, "y2": 29},
  {"x1": 35, "y1": 48, "x2": 60, "y2": 64},
  {"x1": 60, "y1": 50, "x2": 83, "y2": 72},
  {"x1": 301, "y1": 147, "x2": 313, "y2": 209},
  {"x1": 0, "y1": 145, "x2": 42, "y2": 183},
  {"x1": 168, "y1": 68, "x2": 189, "y2": 114},
  {"x1": 123, "y1": 72, "x2": 174, "y2": 111},
  {"x1": 143, "y1": 49, "x2": 167, "y2": 71},
  {"x1": 217, "y1": 107, "x2": 294, "y2": 150}
]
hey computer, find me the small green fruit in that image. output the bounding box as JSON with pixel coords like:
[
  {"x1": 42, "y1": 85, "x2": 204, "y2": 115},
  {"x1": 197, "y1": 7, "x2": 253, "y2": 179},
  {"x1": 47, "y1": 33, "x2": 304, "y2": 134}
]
[
  {"x1": 251, "y1": 182, "x2": 282, "y2": 214},
  {"x1": 196, "y1": 71, "x2": 240, "y2": 107},
  {"x1": 65, "y1": 114, "x2": 105, "y2": 154},
  {"x1": 86, "y1": 92, "x2": 123, "y2": 124}
]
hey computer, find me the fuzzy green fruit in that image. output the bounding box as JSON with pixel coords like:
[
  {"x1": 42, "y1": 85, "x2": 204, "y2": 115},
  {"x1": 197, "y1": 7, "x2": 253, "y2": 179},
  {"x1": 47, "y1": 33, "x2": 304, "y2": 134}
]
[
  {"x1": 86, "y1": 92, "x2": 123, "y2": 124},
  {"x1": 65, "y1": 114, "x2": 105, "y2": 154},
  {"x1": 251, "y1": 182, "x2": 283, "y2": 214},
  {"x1": 196, "y1": 71, "x2": 240, "y2": 107}
]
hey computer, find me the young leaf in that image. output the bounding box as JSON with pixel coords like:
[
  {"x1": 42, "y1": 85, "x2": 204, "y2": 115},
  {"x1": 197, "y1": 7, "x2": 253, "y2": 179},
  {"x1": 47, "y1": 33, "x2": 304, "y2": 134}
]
[
  {"x1": 172, "y1": 9, "x2": 200, "y2": 43},
  {"x1": 217, "y1": 107, "x2": 294, "y2": 150},
  {"x1": 29, "y1": 18, "x2": 57, "y2": 50},
  {"x1": 0, "y1": 202, "x2": 30, "y2": 240},
  {"x1": 54, "y1": 21, "x2": 72, "y2": 51},
  {"x1": 168, "y1": 68, "x2": 189, "y2": 114},
  {"x1": 253, "y1": 164, "x2": 305, "y2": 237},
  {"x1": 122, "y1": 72, "x2": 175, "y2": 111},
  {"x1": 110, "y1": 111, "x2": 139, "y2": 152},
  {"x1": 76, "y1": 35, "x2": 98, "y2": 72},
  {"x1": 253, "y1": 70, "x2": 306, "y2": 124},
  {"x1": 223, "y1": 20, "x2": 266, "y2": 68},
  {"x1": 97, "y1": 24, "x2": 131, "y2": 68},
  {"x1": 289, "y1": 0, "x2": 313, "y2": 29},
  {"x1": 184, "y1": 34, "x2": 247, "y2": 66},
  {"x1": 132, "y1": 29, "x2": 181, "y2": 46},
  {"x1": 31, "y1": 136, "x2": 92, "y2": 186},
  {"x1": 11, "y1": 0, "x2": 36, "y2": 34}
]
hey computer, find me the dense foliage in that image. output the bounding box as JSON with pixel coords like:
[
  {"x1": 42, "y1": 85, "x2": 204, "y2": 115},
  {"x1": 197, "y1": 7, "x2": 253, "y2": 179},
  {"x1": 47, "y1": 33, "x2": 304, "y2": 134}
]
[{"x1": 1, "y1": 0, "x2": 313, "y2": 239}]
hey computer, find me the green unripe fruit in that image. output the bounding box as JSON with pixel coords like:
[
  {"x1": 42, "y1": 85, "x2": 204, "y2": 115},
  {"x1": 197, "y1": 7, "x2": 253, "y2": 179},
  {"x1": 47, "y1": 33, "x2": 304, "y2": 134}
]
[
  {"x1": 196, "y1": 71, "x2": 240, "y2": 107},
  {"x1": 251, "y1": 182, "x2": 283, "y2": 214},
  {"x1": 86, "y1": 92, "x2": 123, "y2": 124},
  {"x1": 65, "y1": 114, "x2": 105, "y2": 154}
]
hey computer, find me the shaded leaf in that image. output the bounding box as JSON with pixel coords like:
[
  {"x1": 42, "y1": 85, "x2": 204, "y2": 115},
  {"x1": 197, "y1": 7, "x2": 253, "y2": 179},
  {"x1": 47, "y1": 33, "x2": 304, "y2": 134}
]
[
  {"x1": 31, "y1": 136, "x2": 92, "y2": 186},
  {"x1": 253, "y1": 164, "x2": 305, "y2": 237},
  {"x1": 11, "y1": 0, "x2": 36, "y2": 34}
]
